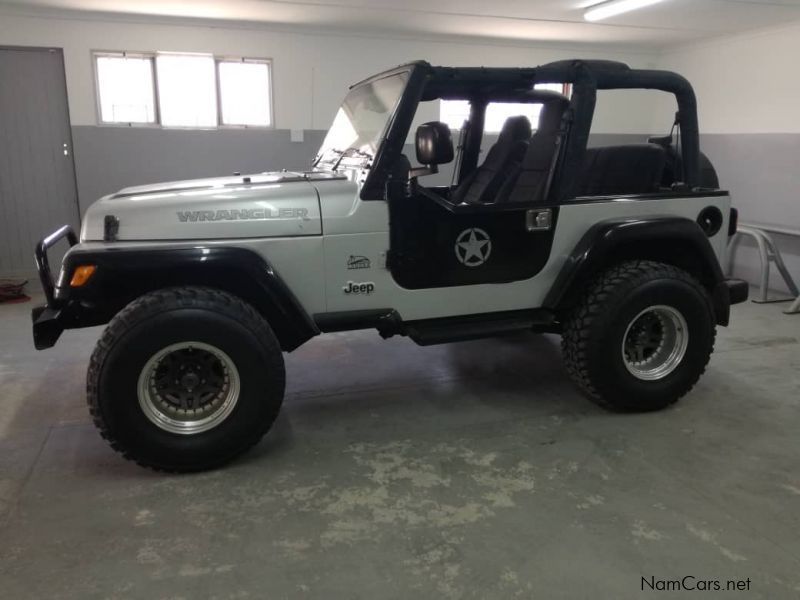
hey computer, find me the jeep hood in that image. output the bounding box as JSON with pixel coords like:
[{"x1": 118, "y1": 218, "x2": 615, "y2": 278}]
[{"x1": 80, "y1": 171, "x2": 344, "y2": 242}]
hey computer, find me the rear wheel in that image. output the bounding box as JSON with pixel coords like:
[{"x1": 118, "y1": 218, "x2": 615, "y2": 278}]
[
  {"x1": 562, "y1": 260, "x2": 715, "y2": 412},
  {"x1": 87, "y1": 286, "x2": 285, "y2": 472}
]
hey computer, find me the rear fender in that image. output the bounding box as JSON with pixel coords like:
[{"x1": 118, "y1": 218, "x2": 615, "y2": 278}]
[{"x1": 544, "y1": 216, "x2": 732, "y2": 325}]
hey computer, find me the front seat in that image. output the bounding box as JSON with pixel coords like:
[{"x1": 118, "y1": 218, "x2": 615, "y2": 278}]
[
  {"x1": 499, "y1": 97, "x2": 570, "y2": 204},
  {"x1": 450, "y1": 115, "x2": 532, "y2": 205}
]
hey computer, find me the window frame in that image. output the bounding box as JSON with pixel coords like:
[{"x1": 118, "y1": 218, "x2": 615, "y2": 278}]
[
  {"x1": 215, "y1": 56, "x2": 274, "y2": 130},
  {"x1": 92, "y1": 50, "x2": 274, "y2": 130},
  {"x1": 92, "y1": 50, "x2": 159, "y2": 128},
  {"x1": 155, "y1": 51, "x2": 219, "y2": 130},
  {"x1": 439, "y1": 82, "x2": 572, "y2": 133}
]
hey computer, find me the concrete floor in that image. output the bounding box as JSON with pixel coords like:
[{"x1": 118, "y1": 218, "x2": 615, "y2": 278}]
[{"x1": 1, "y1": 292, "x2": 799, "y2": 599}]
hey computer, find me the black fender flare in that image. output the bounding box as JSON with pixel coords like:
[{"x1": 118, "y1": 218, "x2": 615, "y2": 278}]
[
  {"x1": 543, "y1": 216, "x2": 732, "y2": 325},
  {"x1": 56, "y1": 246, "x2": 319, "y2": 351}
]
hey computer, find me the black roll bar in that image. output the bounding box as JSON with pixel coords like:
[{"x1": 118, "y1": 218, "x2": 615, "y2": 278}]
[{"x1": 533, "y1": 60, "x2": 701, "y2": 195}]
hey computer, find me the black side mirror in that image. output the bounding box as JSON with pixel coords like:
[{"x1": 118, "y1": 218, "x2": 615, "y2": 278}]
[{"x1": 416, "y1": 121, "x2": 454, "y2": 168}]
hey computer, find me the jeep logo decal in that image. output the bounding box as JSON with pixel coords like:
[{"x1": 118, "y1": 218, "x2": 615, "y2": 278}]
[
  {"x1": 343, "y1": 281, "x2": 375, "y2": 295},
  {"x1": 177, "y1": 208, "x2": 310, "y2": 222}
]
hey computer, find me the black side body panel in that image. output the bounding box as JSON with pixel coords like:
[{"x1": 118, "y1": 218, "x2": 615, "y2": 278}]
[
  {"x1": 388, "y1": 192, "x2": 558, "y2": 289},
  {"x1": 544, "y1": 217, "x2": 743, "y2": 326},
  {"x1": 39, "y1": 246, "x2": 318, "y2": 351}
]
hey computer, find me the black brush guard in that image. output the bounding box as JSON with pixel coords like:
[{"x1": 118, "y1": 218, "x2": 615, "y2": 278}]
[{"x1": 31, "y1": 225, "x2": 78, "y2": 350}]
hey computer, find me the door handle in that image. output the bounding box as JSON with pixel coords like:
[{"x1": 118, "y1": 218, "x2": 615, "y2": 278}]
[{"x1": 526, "y1": 208, "x2": 552, "y2": 232}]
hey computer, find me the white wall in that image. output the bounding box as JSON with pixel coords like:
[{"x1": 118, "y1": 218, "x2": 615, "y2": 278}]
[
  {"x1": 657, "y1": 22, "x2": 800, "y2": 295},
  {"x1": 657, "y1": 21, "x2": 800, "y2": 134},
  {"x1": 0, "y1": 11, "x2": 663, "y2": 133}
]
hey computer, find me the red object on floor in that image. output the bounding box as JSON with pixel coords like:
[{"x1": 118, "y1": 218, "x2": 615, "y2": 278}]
[
  {"x1": 0, "y1": 280, "x2": 29, "y2": 304},
  {"x1": 1, "y1": 294, "x2": 31, "y2": 304}
]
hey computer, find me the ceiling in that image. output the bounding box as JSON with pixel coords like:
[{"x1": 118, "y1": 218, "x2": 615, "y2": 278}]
[{"x1": 4, "y1": 0, "x2": 800, "y2": 48}]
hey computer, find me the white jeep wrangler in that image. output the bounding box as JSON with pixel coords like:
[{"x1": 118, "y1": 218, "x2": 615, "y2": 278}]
[{"x1": 32, "y1": 59, "x2": 748, "y2": 471}]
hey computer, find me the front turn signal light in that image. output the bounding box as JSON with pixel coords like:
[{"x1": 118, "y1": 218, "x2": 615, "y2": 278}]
[{"x1": 70, "y1": 265, "x2": 96, "y2": 287}]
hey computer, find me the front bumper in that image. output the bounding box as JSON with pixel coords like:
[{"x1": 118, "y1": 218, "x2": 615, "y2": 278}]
[
  {"x1": 32, "y1": 305, "x2": 65, "y2": 350},
  {"x1": 31, "y1": 225, "x2": 77, "y2": 350}
]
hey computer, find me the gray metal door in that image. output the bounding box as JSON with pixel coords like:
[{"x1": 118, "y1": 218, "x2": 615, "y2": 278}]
[{"x1": 0, "y1": 46, "x2": 79, "y2": 278}]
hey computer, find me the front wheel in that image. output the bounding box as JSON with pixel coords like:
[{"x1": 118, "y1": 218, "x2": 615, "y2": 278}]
[
  {"x1": 562, "y1": 260, "x2": 716, "y2": 412},
  {"x1": 87, "y1": 287, "x2": 286, "y2": 472}
]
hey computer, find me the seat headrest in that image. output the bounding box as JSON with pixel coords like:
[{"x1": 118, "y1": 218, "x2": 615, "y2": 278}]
[
  {"x1": 537, "y1": 98, "x2": 570, "y2": 134},
  {"x1": 498, "y1": 116, "x2": 532, "y2": 143}
]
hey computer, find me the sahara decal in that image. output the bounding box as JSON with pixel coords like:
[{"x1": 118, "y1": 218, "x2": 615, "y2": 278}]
[{"x1": 347, "y1": 255, "x2": 371, "y2": 270}]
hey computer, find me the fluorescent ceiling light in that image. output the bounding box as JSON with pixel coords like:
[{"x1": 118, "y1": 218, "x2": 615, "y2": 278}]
[{"x1": 584, "y1": 0, "x2": 666, "y2": 21}]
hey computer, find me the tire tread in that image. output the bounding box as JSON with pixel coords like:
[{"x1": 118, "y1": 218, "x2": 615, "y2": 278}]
[
  {"x1": 87, "y1": 286, "x2": 283, "y2": 472},
  {"x1": 561, "y1": 260, "x2": 715, "y2": 411}
]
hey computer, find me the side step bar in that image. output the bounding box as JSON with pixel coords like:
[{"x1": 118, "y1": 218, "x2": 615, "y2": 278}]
[
  {"x1": 313, "y1": 308, "x2": 558, "y2": 346},
  {"x1": 403, "y1": 309, "x2": 557, "y2": 346}
]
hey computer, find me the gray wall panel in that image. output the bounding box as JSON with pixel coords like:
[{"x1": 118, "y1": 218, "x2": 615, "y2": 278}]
[
  {"x1": 587, "y1": 134, "x2": 646, "y2": 147},
  {"x1": 701, "y1": 134, "x2": 800, "y2": 295},
  {"x1": 71, "y1": 127, "x2": 325, "y2": 213},
  {"x1": 72, "y1": 128, "x2": 646, "y2": 211},
  {"x1": 701, "y1": 134, "x2": 800, "y2": 230}
]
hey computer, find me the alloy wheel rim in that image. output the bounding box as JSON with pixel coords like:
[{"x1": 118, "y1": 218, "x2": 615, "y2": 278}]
[
  {"x1": 622, "y1": 305, "x2": 689, "y2": 381},
  {"x1": 137, "y1": 341, "x2": 240, "y2": 435}
]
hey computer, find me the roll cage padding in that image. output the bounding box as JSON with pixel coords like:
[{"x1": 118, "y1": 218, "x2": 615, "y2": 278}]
[
  {"x1": 361, "y1": 60, "x2": 701, "y2": 202},
  {"x1": 55, "y1": 246, "x2": 319, "y2": 351},
  {"x1": 543, "y1": 216, "x2": 732, "y2": 325},
  {"x1": 532, "y1": 60, "x2": 701, "y2": 201}
]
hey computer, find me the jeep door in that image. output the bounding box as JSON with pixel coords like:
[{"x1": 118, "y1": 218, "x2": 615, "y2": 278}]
[{"x1": 316, "y1": 179, "x2": 560, "y2": 321}]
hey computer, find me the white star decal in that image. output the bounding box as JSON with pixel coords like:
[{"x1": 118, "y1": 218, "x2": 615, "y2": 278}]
[{"x1": 455, "y1": 228, "x2": 492, "y2": 267}]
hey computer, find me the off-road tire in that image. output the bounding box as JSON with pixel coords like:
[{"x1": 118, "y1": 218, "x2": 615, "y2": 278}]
[
  {"x1": 87, "y1": 286, "x2": 285, "y2": 472},
  {"x1": 562, "y1": 260, "x2": 716, "y2": 412}
]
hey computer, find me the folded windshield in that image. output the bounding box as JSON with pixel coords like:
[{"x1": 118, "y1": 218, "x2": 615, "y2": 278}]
[{"x1": 314, "y1": 71, "x2": 409, "y2": 170}]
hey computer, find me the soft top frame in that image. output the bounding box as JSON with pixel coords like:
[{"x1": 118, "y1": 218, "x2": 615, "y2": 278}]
[{"x1": 357, "y1": 60, "x2": 701, "y2": 201}]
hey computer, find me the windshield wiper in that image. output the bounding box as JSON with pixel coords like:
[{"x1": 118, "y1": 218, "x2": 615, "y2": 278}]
[
  {"x1": 331, "y1": 147, "x2": 374, "y2": 171},
  {"x1": 312, "y1": 147, "x2": 346, "y2": 169}
]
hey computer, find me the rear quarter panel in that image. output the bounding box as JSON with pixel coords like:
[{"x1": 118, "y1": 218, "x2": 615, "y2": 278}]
[{"x1": 540, "y1": 193, "x2": 731, "y2": 298}]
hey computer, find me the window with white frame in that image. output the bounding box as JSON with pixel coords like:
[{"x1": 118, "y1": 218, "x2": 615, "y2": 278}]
[
  {"x1": 156, "y1": 53, "x2": 217, "y2": 127},
  {"x1": 95, "y1": 53, "x2": 156, "y2": 124},
  {"x1": 440, "y1": 83, "x2": 570, "y2": 132},
  {"x1": 218, "y1": 59, "x2": 272, "y2": 127},
  {"x1": 93, "y1": 51, "x2": 273, "y2": 128}
]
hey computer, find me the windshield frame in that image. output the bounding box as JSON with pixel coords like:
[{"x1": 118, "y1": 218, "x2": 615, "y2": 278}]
[
  {"x1": 354, "y1": 63, "x2": 430, "y2": 201},
  {"x1": 313, "y1": 69, "x2": 412, "y2": 172}
]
